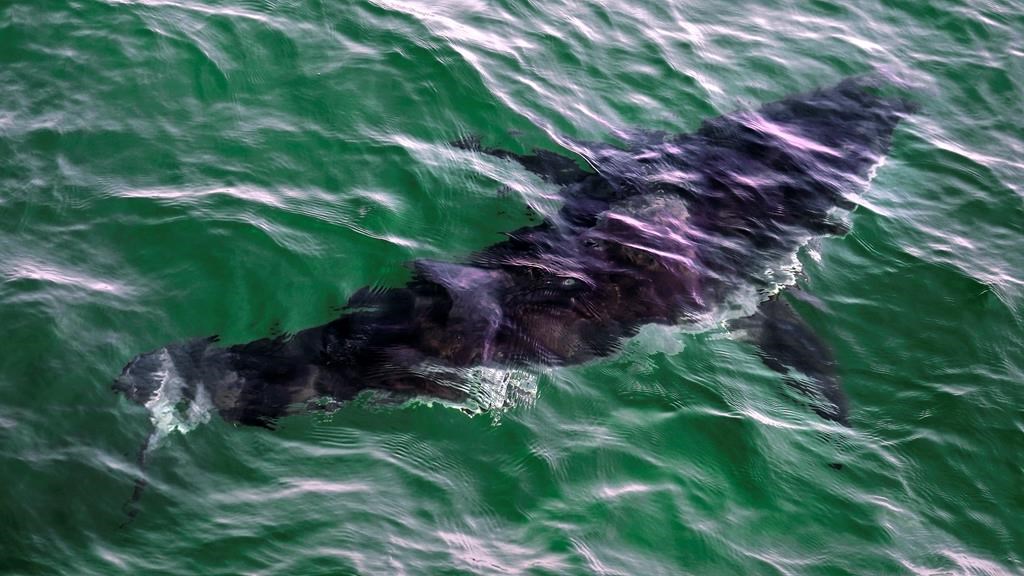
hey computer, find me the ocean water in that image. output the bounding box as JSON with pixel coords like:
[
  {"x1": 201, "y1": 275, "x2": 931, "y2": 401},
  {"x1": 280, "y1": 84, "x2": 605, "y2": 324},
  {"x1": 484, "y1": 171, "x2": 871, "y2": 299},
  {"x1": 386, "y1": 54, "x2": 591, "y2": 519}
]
[{"x1": 1, "y1": 0, "x2": 1022, "y2": 574}]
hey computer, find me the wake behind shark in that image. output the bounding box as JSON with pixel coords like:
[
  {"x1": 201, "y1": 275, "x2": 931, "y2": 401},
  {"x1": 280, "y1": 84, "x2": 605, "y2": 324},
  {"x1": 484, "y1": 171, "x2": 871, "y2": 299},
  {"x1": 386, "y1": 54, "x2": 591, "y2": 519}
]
[{"x1": 115, "y1": 75, "x2": 914, "y2": 443}]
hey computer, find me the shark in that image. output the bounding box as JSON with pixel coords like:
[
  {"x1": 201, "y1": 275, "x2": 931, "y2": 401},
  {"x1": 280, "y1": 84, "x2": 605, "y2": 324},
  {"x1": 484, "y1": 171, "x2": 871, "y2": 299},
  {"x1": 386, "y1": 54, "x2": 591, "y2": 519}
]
[{"x1": 113, "y1": 75, "x2": 915, "y2": 509}]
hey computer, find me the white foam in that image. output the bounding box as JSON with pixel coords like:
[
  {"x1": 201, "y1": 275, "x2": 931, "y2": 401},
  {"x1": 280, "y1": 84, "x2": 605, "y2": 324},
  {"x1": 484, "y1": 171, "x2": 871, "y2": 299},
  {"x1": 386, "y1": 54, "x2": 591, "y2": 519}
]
[
  {"x1": 143, "y1": 349, "x2": 213, "y2": 443},
  {"x1": 404, "y1": 363, "x2": 540, "y2": 415}
]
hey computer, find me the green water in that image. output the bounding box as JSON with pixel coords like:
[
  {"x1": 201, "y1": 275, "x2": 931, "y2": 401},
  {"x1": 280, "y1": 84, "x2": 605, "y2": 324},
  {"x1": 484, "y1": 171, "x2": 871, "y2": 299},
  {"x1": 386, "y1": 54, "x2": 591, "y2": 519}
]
[{"x1": 2, "y1": 0, "x2": 1022, "y2": 573}]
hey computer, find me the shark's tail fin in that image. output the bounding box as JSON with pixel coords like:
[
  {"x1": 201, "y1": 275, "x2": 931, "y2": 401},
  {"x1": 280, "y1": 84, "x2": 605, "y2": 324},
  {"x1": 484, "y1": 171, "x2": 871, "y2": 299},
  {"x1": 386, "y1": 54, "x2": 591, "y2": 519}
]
[
  {"x1": 112, "y1": 329, "x2": 339, "y2": 519},
  {"x1": 118, "y1": 426, "x2": 156, "y2": 528},
  {"x1": 114, "y1": 331, "x2": 337, "y2": 430},
  {"x1": 113, "y1": 336, "x2": 224, "y2": 427}
]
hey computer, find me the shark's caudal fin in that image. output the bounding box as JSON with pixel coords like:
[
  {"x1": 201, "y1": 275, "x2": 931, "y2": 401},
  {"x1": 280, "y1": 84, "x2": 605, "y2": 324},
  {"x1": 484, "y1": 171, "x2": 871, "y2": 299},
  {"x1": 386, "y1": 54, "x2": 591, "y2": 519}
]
[
  {"x1": 119, "y1": 426, "x2": 157, "y2": 527},
  {"x1": 112, "y1": 328, "x2": 360, "y2": 521}
]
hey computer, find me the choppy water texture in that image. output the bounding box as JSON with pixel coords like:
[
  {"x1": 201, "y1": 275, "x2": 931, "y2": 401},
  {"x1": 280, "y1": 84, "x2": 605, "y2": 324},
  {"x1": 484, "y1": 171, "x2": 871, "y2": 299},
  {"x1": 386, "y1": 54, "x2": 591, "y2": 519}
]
[{"x1": 1, "y1": 0, "x2": 1023, "y2": 574}]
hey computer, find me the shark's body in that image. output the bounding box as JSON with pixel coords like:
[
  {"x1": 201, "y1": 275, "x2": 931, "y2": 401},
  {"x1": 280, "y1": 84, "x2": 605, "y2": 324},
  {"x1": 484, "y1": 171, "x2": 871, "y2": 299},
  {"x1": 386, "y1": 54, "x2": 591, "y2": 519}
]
[{"x1": 115, "y1": 75, "x2": 914, "y2": 433}]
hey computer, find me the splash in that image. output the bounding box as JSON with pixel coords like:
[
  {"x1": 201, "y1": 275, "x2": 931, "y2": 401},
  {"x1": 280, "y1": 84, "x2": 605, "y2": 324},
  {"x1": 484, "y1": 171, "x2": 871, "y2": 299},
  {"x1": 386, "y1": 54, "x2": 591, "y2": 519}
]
[
  {"x1": 394, "y1": 363, "x2": 541, "y2": 415},
  {"x1": 142, "y1": 349, "x2": 214, "y2": 443}
]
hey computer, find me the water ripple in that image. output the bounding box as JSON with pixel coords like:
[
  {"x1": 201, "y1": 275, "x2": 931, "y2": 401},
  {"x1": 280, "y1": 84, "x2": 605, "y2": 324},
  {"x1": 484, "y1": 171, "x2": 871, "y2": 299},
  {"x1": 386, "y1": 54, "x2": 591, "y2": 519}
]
[{"x1": 1, "y1": 0, "x2": 1022, "y2": 573}]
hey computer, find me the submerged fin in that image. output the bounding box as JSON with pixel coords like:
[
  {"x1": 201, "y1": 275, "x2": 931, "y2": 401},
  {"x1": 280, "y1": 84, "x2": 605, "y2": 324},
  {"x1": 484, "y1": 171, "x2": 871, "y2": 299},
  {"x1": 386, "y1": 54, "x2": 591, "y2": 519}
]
[
  {"x1": 730, "y1": 296, "x2": 850, "y2": 426},
  {"x1": 119, "y1": 427, "x2": 157, "y2": 528},
  {"x1": 413, "y1": 260, "x2": 505, "y2": 362},
  {"x1": 451, "y1": 136, "x2": 593, "y2": 185},
  {"x1": 413, "y1": 260, "x2": 504, "y2": 316}
]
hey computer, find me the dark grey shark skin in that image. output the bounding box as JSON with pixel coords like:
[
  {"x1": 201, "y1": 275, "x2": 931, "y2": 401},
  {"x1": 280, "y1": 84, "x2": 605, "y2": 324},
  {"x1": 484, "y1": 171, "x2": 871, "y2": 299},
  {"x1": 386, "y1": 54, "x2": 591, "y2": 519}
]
[{"x1": 114, "y1": 75, "x2": 915, "y2": 431}]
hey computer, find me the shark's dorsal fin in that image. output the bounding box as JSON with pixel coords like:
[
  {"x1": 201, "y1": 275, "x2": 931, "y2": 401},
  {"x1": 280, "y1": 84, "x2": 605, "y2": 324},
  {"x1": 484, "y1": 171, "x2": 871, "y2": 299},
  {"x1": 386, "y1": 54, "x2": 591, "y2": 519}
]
[
  {"x1": 414, "y1": 260, "x2": 503, "y2": 297},
  {"x1": 413, "y1": 260, "x2": 505, "y2": 362}
]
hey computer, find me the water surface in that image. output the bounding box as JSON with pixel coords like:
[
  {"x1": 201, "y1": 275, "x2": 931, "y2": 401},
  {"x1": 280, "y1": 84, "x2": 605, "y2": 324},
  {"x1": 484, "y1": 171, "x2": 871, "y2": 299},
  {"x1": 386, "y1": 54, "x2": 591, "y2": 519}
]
[{"x1": 1, "y1": 0, "x2": 1022, "y2": 573}]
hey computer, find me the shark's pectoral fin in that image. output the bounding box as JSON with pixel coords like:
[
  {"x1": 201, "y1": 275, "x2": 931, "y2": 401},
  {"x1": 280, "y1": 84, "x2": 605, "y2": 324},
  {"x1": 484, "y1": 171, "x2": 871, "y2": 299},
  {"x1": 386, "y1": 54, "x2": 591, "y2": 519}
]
[
  {"x1": 451, "y1": 136, "x2": 593, "y2": 186},
  {"x1": 730, "y1": 296, "x2": 850, "y2": 426}
]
